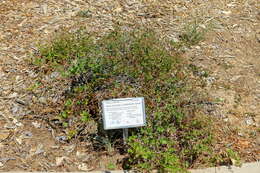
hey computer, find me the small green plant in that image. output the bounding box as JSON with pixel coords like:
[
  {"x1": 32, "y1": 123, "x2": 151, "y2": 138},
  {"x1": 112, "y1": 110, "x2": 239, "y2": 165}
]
[
  {"x1": 60, "y1": 110, "x2": 69, "y2": 119},
  {"x1": 180, "y1": 23, "x2": 205, "y2": 46},
  {"x1": 226, "y1": 149, "x2": 241, "y2": 166},
  {"x1": 77, "y1": 10, "x2": 92, "y2": 18},
  {"x1": 80, "y1": 111, "x2": 90, "y2": 122},
  {"x1": 107, "y1": 162, "x2": 116, "y2": 170},
  {"x1": 64, "y1": 99, "x2": 73, "y2": 107},
  {"x1": 171, "y1": 22, "x2": 207, "y2": 50},
  {"x1": 67, "y1": 129, "x2": 77, "y2": 140},
  {"x1": 27, "y1": 81, "x2": 41, "y2": 91}
]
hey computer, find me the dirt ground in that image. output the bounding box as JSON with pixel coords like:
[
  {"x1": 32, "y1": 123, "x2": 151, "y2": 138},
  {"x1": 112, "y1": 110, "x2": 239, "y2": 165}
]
[{"x1": 0, "y1": 0, "x2": 259, "y2": 171}]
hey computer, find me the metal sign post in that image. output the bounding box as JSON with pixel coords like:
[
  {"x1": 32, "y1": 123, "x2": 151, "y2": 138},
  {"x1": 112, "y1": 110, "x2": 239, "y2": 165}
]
[{"x1": 123, "y1": 128, "x2": 129, "y2": 144}]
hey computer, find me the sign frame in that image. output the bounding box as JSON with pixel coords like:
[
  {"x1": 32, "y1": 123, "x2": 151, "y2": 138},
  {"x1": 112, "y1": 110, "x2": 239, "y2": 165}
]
[{"x1": 102, "y1": 97, "x2": 146, "y2": 130}]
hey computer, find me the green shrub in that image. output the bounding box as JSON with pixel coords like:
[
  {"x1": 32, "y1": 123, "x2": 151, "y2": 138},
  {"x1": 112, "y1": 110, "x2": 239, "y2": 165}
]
[{"x1": 34, "y1": 27, "x2": 217, "y2": 172}]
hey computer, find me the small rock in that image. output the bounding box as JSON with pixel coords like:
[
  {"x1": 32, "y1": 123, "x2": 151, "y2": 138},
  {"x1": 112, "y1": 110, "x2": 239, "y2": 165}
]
[
  {"x1": 56, "y1": 156, "x2": 70, "y2": 166},
  {"x1": 55, "y1": 136, "x2": 67, "y2": 143},
  {"x1": 11, "y1": 105, "x2": 19, "y2": 114},
  {"x1": 0, "y1": 162, "x2": 3, "y2": 167},
  {"x1": 30, "y1": 144, "x2": 44, "y2": 156},
  {"x1": 63, "y1": 144, "x2": 75, "y2": 153},
  {"x1": 13, "y1": 118, "x2": 23, "y2": 127},
  {"x1": 32, "y1": 121, "x2": 41, "y2": 128},
  {"x1": 206, "y1": 77, "x2": 216, "y2": 85},
  {"x1": 4, "y1": 123, "x2": 16, "y2": 129},
  {"x1": 195, "y1": 46, "x2": 201, "y2": 50},
  {"x1": 199, "y1": 24, "x2": 206, "y2": 29},
  {"x1": 50, "y1": 72, "x2": 60, "y2": 79},
  {"x1": 245, "y1": 117, "x2": 254, "y2": 126},
  {"x1": 221, "y1": 10, "x2": 232, "y2": 15},
  {"x1": 9, "y1": 92, "x2": 18, "y2": 98},
  {"x1": 39, "y1": 96, "x2": 47, "y2": 104},
  {"x1": 16, "y1": 137, "x2": 23, "y2": 144},
  {"x1": 223, "y1": 118, "x2": 229, "y2": 122},
  {"x1": 22, "y1": 131, "x2": 33, "y2": 138},
  {"x1": 76, "y1": 151, "x2": 90, "y2": 162},
  {"x1": 227, "y1": 3, "x2": 236, "y2": 7},
  {"x1": 35, "y1": 144, "x2": 45, "y2": 155},
  {"x1": 238, "y1": 132, "x2": 243, "y2": 137},
  {"x1": 78, "y1": 163, "x2": 91, "y2": 171},
  {"x1": 56, "y1": 157, "x2": 65, "y2": 166},
  {"x1": 15, "y1": 75, "x2": 21, "y2": 81},
  {"x1": 15, "y1": 99, "x2": 27, "y2": 106},
  {"x1": 51, "y1": 145, "x2": 60, "y2": 149}
]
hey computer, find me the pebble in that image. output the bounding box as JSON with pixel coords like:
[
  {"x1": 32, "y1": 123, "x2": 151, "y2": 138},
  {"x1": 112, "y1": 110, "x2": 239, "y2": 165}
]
[
  {"x1": 238, "y1": 132, "x2": 243, "y2": 137},
  {"x1": 221, "y1": 10, "x2": 232, "y2": 15},
  {"x1": 22, "y1": 131, "x2": 33, "y2": 138},
  {"x1": 76, "y1": 151, "x2": 90, "y2": 162},
  {"x1": 8, "y1": 92, "x2": 18, "y2": 98},
  {"x1": 32, "y1": 121, "x2": 41, "y2": 128},
  {"x1": 31, "y1": 144, "x2": 45, "y2": 155},
  {"x1": 11, "y1": 104, "x2": 20, "y2": 114},
  {"x1": 195, "y1": 46, "x2": 201, "y2": 50},
  {"x1": 50, "y1": 72, "x2": 60, "y2": 79},
  {"x1": 55, "y1": 136, "x2": 67, "y2": 143},
  {"x1": 39, "y1": 96, "x2": 48, "y2": 104},
  {"x1": 12, "y1": 118, "x2": 23, "y2": 127},
  {"x1": 16, "y1": 137, "x2": 23, "y2": 144},
  {"x1": 4, "y1": 123, "x2": 16, "y2": 129},
  {"x1": 51, "y1": 145, "x2": 60, "y2": 149},
  {"x1": 245, "y1": 117, "x2": 254, "y2": 126},
  {"x1": 78, "y1": 163, "x2": 91, "y2": 171},
  {"x1": 63, "y1": 144, "x2": 75, "y2": 153},
  {"x1": 36, "y1": 144, "x2": 45, "y2": 155},
  {"x1": 223, "y1": 118, "x2": 229, "y2": 122},
  {"x1": 56, "y1": 156, "x2": 70, "y2": 166},
  {"x1": 15, "y1": 99, "x2": 27, "y2": 106},
  {"x1": 0, "y1": 162, "x2": 3, "y2": 167},
  {"x1": 56, "y1": 157, "x2": 66, "y2": 166},
  {"x1": 206, "y1": 77, "x2": 216, "y2": 85}
]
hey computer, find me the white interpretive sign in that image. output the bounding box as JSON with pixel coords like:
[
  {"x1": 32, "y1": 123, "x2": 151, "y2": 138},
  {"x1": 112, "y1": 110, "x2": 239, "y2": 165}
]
[{"x1": 102, "y1": 97, "x2": 146, "y2": 130}]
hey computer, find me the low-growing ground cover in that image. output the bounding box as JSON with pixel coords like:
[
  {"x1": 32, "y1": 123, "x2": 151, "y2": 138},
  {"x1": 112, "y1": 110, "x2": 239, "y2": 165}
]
[{"x1": 31, "y1": 26, "x2": 241, "y2": 172}]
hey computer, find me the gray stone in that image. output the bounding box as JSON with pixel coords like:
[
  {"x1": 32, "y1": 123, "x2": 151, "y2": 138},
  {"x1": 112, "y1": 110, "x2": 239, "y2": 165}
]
[
  {"x1": 63, "y1": 144, "x2": 75, "y2": 153},
  {"x1": 55, "y1": 136, "x2": 67, "y2": 143},
  {"x1": 22, "y1": 131, "x2": 33, "y2": 138},
  {"x1": 32, "y1": 121, "x2": 41, "y2": 128},
  {"x1": 245, "y1": 117, "x2": 254, "y2": 126},
  {"x1": 78, "y1": 163, "x2": 91, "y2": 171},
  {"x1": 39, "y1": 96, "x2": 48, "y2": 104},
  {"x1": 50, "y1": 72, "x2": 60, "y2": 79}
]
